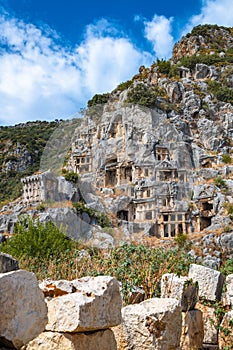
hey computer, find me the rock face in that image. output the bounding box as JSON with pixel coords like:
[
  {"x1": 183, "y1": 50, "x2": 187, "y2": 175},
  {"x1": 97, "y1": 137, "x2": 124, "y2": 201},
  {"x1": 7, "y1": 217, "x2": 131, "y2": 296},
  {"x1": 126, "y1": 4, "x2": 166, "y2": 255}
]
[
  {"x1": 188, "y1": 264, "x2": 224, "y2": 301},
  {"x1": 114, "y1": 298, "x2": 182, "y2": 350},
  {"x1": 0, "y1": 253, "x2": 18, "y2": 273},
  {"x1": 45, "y1": 276, "x2": 122, "y2": 332},
  {"x1": 24, "y1": 329, "x2": 117, "y2": 350},
  {"x1": 0, "y1": 270, "x2": 48, "y2": 349},
  {"x1": 161, "y1": 273, "x2": 198, "y2": 311}
]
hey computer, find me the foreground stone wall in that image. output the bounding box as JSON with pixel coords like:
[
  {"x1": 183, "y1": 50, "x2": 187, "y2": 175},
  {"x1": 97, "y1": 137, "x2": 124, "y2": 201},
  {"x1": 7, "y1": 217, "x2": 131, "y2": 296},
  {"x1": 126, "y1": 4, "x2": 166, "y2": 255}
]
[{"x1": 2, "y1": 255, "x2": 233, "y2": 349}]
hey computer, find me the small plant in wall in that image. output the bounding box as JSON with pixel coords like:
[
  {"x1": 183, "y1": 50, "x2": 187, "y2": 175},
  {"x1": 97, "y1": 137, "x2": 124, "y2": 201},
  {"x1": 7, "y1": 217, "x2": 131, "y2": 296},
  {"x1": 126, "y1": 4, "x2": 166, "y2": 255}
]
[{"x1": 62, "y1": 169, "x2": 80, "y2": 184}]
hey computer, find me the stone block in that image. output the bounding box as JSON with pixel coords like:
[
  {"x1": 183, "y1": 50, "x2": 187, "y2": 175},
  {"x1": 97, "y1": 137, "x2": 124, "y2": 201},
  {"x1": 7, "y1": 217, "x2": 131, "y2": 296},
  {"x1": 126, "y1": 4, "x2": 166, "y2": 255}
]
[
  {"x1": 113, "y1": 298, "x2": 182, "y2": 350},
  {"x1": 23, "y1": 329, "x2": 117, "y2": 350},
  {"x1": 188, "y1": 264, "x2": 224, "y2": 301},
  {"x1": 219, "y1": 310, "x2": 233, "y2": 349},
  {"x1": 224, "y1": 274, "x2": 233, "y2": 308},
  {"x1": 161, "y1": 273, "x2": 198, "y2": 311},
  {"x1": 0, "y1": 270, "x2": 48, "y2": 349},
  {"x1": 196, "y1": 302, "x2": 218, "y2": 345},
  {"x1": 45, "y1": 276, "x2": 122, "y2": 332},
  {"x1": 180, "y1": 309, "x2": 204, "y2": 350},
  {"x1": 0, "y1": 252, "x2": 18, "y2": 273},
  {"x1": 128, "y1": 285, "x2": 145, "y2": 304}
]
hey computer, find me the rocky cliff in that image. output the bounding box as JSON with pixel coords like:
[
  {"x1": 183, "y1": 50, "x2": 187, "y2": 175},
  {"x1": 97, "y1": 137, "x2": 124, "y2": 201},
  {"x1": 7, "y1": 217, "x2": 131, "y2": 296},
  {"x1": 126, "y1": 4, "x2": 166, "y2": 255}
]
[{"x1": 1, "y1": 24, "x2": 233, "y2": 251}]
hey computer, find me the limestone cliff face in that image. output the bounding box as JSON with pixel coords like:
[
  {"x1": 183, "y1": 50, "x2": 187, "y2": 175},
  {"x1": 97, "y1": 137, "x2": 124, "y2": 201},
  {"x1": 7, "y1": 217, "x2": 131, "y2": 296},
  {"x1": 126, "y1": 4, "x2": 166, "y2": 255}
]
[{"x1": 1, "y1": 24, "x2": 233, "y2": 244}]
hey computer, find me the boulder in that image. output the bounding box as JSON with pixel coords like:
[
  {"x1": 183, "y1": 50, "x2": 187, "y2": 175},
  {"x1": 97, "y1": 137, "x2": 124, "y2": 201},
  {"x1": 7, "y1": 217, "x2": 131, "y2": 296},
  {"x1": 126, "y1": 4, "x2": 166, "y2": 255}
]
[
  {"x1": 196, "y1": 302, "x2": 218, "y2": 345},
  {"x1": 114, "y1": 298, "x2": 182, "y2": 350},
  {"x1": 23, "y1": 329, "x2": 117, "y2": 350},
  {"x1": 0, "y1": 270, "x2": 48, "y2": 349},
  {"x1": 45, "y1": 276, "x2": 122, "y2": 332},
  {"x1": 0, "y1": 253, "x2": 19, "y2": 273},
  {"x1": 180, "y1": 309, "x2": 204, "y2": 350},
  {"x1": 219, "y1": 310, "x2": 233, "y2": 349},
  {"x1": 161, "y1": 273, "x2": 198, "y2": 311},
  {"x1": 188, "y1": 264, "x2": 224, "y2": 301}
]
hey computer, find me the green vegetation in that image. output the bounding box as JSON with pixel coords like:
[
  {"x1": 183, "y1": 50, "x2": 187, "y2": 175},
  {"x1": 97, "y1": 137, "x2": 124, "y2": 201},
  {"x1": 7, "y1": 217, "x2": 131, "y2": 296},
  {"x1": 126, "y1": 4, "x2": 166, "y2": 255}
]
[
  {"x1": 73, "y1": 202, "x2": 111, "y2": 228},
  {"x1": 113, "y1": 80, "x2": 133, "y2": 92},
  {"x1": 222, "y1": 154, "x2": 232, "y2": 164},
  {"x1": 62, "y1": 170, "x2": 80, "y2": 183},
  {"x1": 207, "y1": 80, "x2": 233, "y2": 104},
  {"x1": 214, "y1": 176, "x2": 227, "y2": 189},
  {"x1": 189, "y1": 24, "x2": 231, "y2": 38},
  {"x1": 0, "y1": 120, "x2": 59, "y2": 203},
  {"x1": 0, "y1": 218, "x2": 194, "y2": 304},
  {"x1": 156, "y1": 59, "x2": 172, "y2": 75},
  {"x1": 126, "y1": 84, "x2": 158, "y2": 108},
  {"x1": 0, "y1": 217, "x2": 72, "y2": 260},
  {"x1": 87, "y1": 93, "x2": 110, "y2": 108}
]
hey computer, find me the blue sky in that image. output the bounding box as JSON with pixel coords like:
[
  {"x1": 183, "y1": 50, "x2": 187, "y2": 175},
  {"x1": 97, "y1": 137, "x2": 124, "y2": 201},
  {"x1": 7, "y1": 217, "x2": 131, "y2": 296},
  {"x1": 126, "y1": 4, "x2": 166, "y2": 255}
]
[{"x1": 0, "y1": 0, "x2": 233, "y2": 125}]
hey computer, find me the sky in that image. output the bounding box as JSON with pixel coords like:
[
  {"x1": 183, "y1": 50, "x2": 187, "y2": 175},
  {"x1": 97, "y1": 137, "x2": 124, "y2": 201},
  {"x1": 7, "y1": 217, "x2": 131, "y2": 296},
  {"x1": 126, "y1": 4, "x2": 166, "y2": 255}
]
[{"x1": 0, "y1": 0, "x2": 233, "y2": 126}]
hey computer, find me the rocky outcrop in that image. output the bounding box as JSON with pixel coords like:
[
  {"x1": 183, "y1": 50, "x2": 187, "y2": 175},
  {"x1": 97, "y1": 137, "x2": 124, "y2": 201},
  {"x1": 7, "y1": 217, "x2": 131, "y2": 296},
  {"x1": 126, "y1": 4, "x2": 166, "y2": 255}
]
[{"x1": 0, "y1": 270, "x2": 48, "y2": 349}]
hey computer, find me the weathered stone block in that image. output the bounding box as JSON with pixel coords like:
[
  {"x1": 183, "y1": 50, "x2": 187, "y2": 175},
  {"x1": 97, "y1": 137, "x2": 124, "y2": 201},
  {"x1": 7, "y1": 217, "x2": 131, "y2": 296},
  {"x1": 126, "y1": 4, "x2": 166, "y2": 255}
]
[
  {"x1": 196, "y1": 302, "x2": 218, "y2": 345},
  {"x1": 180, "y1": 309, "x2": 204, "y2": 350},
  {"x1": 224, "y1": 274, "x2": 233, "y2": 308},
  {"x1": 0, "y1": 270, "x2": 48, "y2": 349},
  {"x1": 45, "y1": 276, "x2": 122, "y2": 332},
  {"x1": 113, "y1": 298, "x2": 182, "y2": 350},
  {"x1": 188, "y1": 263, "x2": 224, "y2": 301},
  {"x1": 161, "y1": 273, "x2": 198, "y2": 311},
  {"x1": 23, "y1": 329, "x2": 117, "y2": 350},
  {"x1": 128, "y1": 285, "x2": 145, "y2": 304},
  {"x1": 0, "y1": 252, "x2": 18, "y2": 273},
  {"x1": 219, "y1": 310, "x2": 233, "y2": 350}
]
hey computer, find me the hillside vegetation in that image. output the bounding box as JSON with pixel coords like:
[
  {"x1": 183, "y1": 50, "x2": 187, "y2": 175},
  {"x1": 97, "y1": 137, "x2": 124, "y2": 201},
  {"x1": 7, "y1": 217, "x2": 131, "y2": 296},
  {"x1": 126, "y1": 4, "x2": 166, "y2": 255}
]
[{"x1": 0, "y1": 120, "x2": 60, "y2": 204}]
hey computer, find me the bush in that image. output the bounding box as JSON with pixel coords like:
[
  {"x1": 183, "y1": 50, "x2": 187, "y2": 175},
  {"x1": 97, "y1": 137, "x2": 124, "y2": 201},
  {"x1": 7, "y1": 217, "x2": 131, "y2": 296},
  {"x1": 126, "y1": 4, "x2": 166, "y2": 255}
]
[
  {"x1": 214, "y1": 176, "x2": 227, "y2": 188},
  {"x1": 63, "y1": 170, "x2": 80, "y2": 183},
  {"x1": 222, "y1": 154, "x2": 232, "y2": 164},
  {"x1": 126, "y1": 84, "x2": 158, "y2": 107},
  {"x1": 73, "y1": 202, "x2": 111, "y2": 228},
  {"x1": 156, "y1": 59, "x2": 171, "y2": 75},
  {"x1": 114, "y1": 80, "x2": 133, "y2": 92},
  {"x1": 87, "y1": 93, "x2": 110, "y2": 108},
  {"x1": 0, "y1": 217, "x2": 73, "y2": 259}
]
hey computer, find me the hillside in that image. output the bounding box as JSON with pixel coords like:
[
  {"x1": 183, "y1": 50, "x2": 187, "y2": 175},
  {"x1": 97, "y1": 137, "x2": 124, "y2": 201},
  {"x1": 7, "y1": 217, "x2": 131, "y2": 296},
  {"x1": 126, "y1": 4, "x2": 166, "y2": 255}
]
[
  {"x1": 0, "y1": 120, "x2": 60, "y2": 204},
  {"x1": 1, "y1": 24, "x2": 233, "y2": 251}
]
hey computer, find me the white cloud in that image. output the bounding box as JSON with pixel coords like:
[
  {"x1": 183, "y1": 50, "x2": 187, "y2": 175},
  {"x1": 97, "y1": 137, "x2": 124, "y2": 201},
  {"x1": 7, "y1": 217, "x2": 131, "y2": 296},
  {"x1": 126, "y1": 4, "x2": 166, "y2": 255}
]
[
  {"x1": 0, "y1": 13, "x2": 152, "y2": 125},
  {"x1": 143, "y1": 15, "x2": 174, "y2": 59},
  {"x1": 184, "y1": 0, "x2": 233, "y2": 34}
]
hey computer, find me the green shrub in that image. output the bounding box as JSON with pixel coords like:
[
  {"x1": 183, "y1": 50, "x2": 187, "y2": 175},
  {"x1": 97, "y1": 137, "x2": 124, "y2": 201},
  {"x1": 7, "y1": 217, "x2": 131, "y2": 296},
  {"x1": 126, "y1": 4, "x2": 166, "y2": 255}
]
[
  {"x1": 63, "y1": 170, "x2": 80, "y2": 183},
  {"x1": 214, "y1": 176, "x2": 227, "y2": 188},
  {"x1": 87, "y1": 93, "x2": 110, "y2": 108},
  {"x1": 73, "y1": 202, "x2": 111, "y2": 228},
  {"x1": 126, "y1": 84, "x2": 158, "y2": 107},
  {"x1": 114, "y1": 80, "x2": 133, "y2": 92},
  {"x1": 0, "y1": 217, "x2": 73, "y2": 259},
  {"x1": 156, "y1": 59, "x2": 171, "y2": 75},
  {"x1": 222, "y1": 154, "x2": 232, "y2": 164}
]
